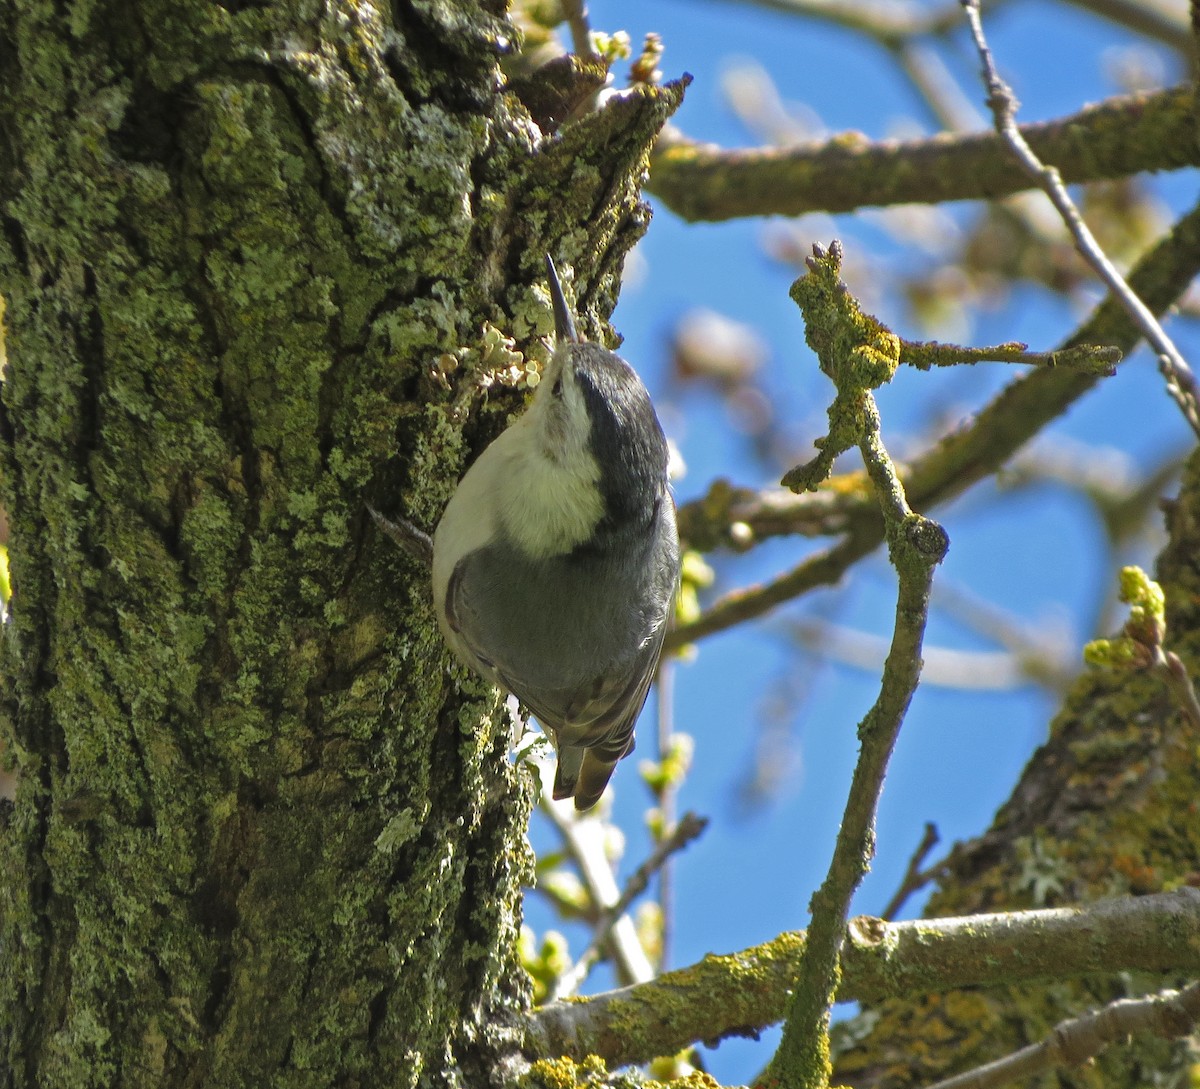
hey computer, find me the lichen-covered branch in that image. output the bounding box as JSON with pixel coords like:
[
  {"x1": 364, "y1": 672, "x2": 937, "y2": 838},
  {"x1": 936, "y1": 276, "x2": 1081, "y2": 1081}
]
[
  {"x1": 754, "y1": 242, "x2": 947, "y2": 1089},
  {"x1": 649, "y1": 86, "x2": 1197, "y2": 222},
  {"x1": 830, "y1": 447, "x2": 1200, "y2": 1088},
  {"x1": 900, "y1": 341, "x2": 1118, "y2": 374},
  {"x1": 521, "y1": 888, "x2": 1200, "y2": 1068}
]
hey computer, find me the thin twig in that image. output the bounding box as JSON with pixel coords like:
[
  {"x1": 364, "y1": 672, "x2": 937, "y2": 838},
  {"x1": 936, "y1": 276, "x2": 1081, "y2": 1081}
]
[
  {"x1": 541, "y1": 792, "x2": 654, "y2": 990},
  {"x1": 892, "y1": 38, "x2": 984, "y2": 132},
  {"x1": 880, "y1": 822, "x2": 942, "y2": 922},
  {"x1": 901, "y1": 340, "x2": 1119, "y2": 374},
  {"x1": 656, "y1": 656, "x2": 679, "y2": 971},
  {"x1": 961, "y1": 0, "x2": 1200, "y2": 439},
  {"x1": 931, "y1": 579, "x2": 1079, "y2": 692},
  {"x1": 550, "y1": 812, "x2": 708, "y2": 999},
  {"x1": 924, "y1": 980, "x2": 1200, "y2": 1089},
  {"x1": 608, "y1": 812, "x2": 707, "y2": 935},
  {"x1": 559, "y1": 0, "x2": 596, "y2": 59},
  {"x1": 786, "y1": 618, "x2": 1075, "y2": 692},
  {"x1": 664, "y1": 533, "x2": 876, "y2": 651}
]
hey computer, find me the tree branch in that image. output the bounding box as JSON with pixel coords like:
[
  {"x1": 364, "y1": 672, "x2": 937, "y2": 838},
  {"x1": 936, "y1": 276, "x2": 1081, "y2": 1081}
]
[
  {"x1": 879, "y1": 821, "x2": 941, "y2": 921},
  {"x1": 541, "y1": 795, "x2": 656, "y2": 990},
  {"x1": 756, "y1": 243, "x2": 948, "y2": 1089},
  {"x1": 962, "y1": 0, "x2": 1200, "y2": 438},
  {"x1": 522, "y1": 889, "x2": 1200, "y2": 1068},
  {"x1": 924, "y1": 980, "x2": 1200, "y2": 1089},
  {"x1": 549, "y1": 812, "x2": 708, "y2": 1000},
  {"x1": 649, "y1": 86, "x2": 1196, "y2": 222},
  {"x1": 668, "y1": 197, "x2": 1200, "y2": 643},
  {"x1": 559, "y1": 0, "x2": 597, "y2": 58}
]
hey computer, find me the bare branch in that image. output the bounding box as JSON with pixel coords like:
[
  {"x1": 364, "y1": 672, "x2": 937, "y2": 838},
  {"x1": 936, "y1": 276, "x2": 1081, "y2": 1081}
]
[
  {"x1": 541, "y1": 794, "x2": 655, "y2": 990},
  {"x1": 550, "y1": 813, "x2": 709, "y2": 1000},
  {"x1": 880, "y1": 822, "x2": 942, "y2": 921},
  {"x1": 892, "y1": 38, "x2": 986, "y2": 131},
  {"x1": 559, "y1": 0, "x2": 597, "y2": 59},
  {"x1": 653, "y1": 659, "x2": 681, "y2": 971},
  {"x1": 924, "y1": 981, "x2": 1200, "y2": 1089},
  {"x1": 962, "y1": 0, "x2": 1200, "y2": 438},
  {"x1": 786, "y1": 618, "x2": 1075, "y2": 692}
]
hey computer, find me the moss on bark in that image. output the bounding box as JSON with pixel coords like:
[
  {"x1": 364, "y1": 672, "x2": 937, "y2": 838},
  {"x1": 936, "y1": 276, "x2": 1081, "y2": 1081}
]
[{"x1": 0, "y1": 1, "x2": 682, "y2": 1085}]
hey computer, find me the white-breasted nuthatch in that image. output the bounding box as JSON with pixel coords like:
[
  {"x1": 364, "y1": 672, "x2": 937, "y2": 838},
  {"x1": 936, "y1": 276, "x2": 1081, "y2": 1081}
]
[{"x1": 428, "y1": 256, "x2": 680, "y2": 811}]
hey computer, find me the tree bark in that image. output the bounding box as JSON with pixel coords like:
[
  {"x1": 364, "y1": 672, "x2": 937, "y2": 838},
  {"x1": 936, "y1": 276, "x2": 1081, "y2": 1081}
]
[{"x1": 0, "y1": 2, "x2": 681, "y2": 1085}]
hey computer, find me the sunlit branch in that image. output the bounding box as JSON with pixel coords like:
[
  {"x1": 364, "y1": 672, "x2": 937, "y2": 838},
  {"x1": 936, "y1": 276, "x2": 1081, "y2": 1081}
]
[
  {"x1": 901, "y1": 340, "x2": 1118, "y2": 374},
  {"x1": 963, "y1": 0, "x2": 1200, "y2": 439},
  {"x1": 670, "y1": 199, "x2": 1200, "y2": 642},
  {"x1": 522, "y1": 888, "x2": 1200, "y2": 1068},
  {"x1": 649, "y1": 86, "x2": 1196, "y2": 222},
  {"x1": 541, "y1": 793, "x2": 654, "y2": 990},
  {"x1": 550, "y1": 812, "x2": 708, "y2": 1000},
  {"x1": 558, "y1": 0, "x2": 596, "y2": 59}
]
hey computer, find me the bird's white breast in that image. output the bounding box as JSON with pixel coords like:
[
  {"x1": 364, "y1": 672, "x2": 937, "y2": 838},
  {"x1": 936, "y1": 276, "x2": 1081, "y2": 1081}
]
[{"x1": 432, "y1": 406, "x2": 604, "y2": 615}]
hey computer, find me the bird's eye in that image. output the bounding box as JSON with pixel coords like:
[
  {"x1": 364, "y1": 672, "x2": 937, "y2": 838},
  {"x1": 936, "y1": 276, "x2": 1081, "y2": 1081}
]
[{"x1": 551, "y1": 376, "x2": 563, "y2": 398}]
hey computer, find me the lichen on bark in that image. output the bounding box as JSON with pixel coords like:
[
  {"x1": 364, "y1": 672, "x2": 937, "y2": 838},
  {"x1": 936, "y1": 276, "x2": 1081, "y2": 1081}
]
[{"x1": 0, "y1": 1, "x2": 683, "y2": 1086}]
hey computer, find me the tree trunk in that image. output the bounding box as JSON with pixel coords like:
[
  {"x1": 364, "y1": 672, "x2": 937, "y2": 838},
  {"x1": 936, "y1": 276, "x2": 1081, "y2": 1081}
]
[{"x1": 0, "y1": 2, "x2": 681, "y2": 1085}]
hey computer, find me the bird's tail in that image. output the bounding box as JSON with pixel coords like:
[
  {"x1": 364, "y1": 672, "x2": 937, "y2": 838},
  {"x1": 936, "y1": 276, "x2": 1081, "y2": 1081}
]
[
  {"x1": 552, "y1": 745, "x2": 586, "y2": 804},
  {"x1": 570, "y1": 750, "x2": 620, "y2": 812},
  {"x1": 553, "y1": 734, "x2": 634, "y2": 811}
]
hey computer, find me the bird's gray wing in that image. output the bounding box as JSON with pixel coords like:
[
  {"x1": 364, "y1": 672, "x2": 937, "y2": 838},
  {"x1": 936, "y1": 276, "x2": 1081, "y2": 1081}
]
[
  {"x1": 443, "y1": 523, "x2": 677, "y2": 810},
  {"x1": 545, "y1": 615, "x2": 670, "y2": 810}
]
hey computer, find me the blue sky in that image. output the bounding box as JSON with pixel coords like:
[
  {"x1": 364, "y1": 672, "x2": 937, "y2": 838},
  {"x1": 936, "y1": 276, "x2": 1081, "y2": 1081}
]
[{"x1": 525, "y1": 1, "x2": 1197, "y2": 1080}]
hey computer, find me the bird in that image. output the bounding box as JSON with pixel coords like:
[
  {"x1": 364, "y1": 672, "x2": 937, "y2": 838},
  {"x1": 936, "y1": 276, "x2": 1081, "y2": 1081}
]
[{"x1": 423, "y1": 255, "x2": 680, "y2": 811}]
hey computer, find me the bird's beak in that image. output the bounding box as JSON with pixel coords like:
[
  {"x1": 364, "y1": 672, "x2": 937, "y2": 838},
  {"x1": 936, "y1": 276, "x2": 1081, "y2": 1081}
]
[{"x1": 545, "y1": 254, "x2": 581, "y2": 344}]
